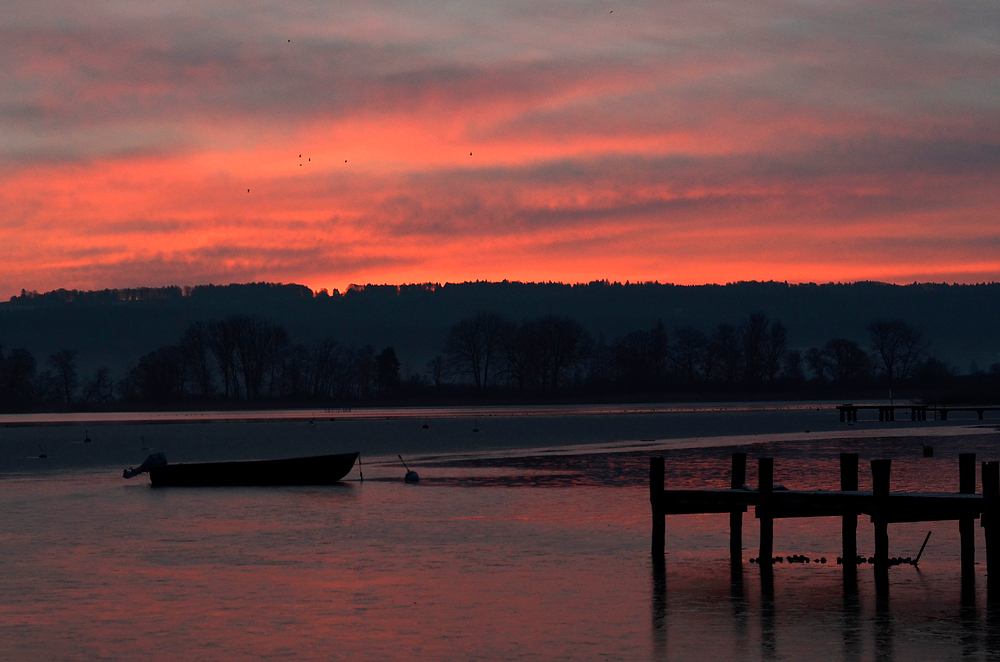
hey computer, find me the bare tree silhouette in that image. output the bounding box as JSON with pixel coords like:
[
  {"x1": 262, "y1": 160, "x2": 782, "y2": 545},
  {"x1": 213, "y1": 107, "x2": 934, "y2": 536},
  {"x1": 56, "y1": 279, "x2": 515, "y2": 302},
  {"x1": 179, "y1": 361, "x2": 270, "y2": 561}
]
[
  {"x1": 445, "y1": 312, "x2": 512, "y2": 389},
  {"x1": 47, "y1": 348, "x2": 78, "y2": 403},
  {"x1": 868, "y1": 319, "x2": 927, "y2": 387}
]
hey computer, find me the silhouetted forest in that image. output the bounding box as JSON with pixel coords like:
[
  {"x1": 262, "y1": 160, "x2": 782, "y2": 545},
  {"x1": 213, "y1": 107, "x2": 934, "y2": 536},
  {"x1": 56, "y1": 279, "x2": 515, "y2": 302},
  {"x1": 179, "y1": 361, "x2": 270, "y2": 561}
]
[{"x1": 3, "y1": 280, "x2": 1000, "y2": 411}]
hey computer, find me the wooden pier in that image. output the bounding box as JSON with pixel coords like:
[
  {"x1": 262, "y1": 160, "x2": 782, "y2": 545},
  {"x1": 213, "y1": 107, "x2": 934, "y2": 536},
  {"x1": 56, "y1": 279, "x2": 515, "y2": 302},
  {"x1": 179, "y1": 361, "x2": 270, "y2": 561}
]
[
  {"x1": 650, "y1": 452, "x2": 1000, "y2": 593},
  {"x1": 838, "y1": 403, "x2": 1000, "y2": 422}
]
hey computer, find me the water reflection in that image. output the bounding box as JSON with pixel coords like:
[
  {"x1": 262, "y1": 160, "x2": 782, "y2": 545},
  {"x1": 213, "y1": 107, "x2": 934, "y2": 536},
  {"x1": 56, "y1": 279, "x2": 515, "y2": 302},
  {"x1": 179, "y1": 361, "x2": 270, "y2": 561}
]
[
  {"x1": 652, "y1": 556, "x2": 667, "y2": 656},
  {"x1": 874, "y1": 568, "x2": 893, "y2": 662},
  {"x1": 987, "y1": 593, "x2": 1000, "y2": 659},
  {"x1": 842, "y1": 565, "x2": 862, "y2": 662},
  {"x1": 730, "y1": 557, "x2": 748, "y2": 659},
  {"x1": 651, "y1": 559, "x2": 1000, "y2": 661},
  {"x1": 961, "y1": 575, "x2": 977, "y2": 659},
  {"x1": 760, "y1": 566, "x2": 776, "y2": 660}
]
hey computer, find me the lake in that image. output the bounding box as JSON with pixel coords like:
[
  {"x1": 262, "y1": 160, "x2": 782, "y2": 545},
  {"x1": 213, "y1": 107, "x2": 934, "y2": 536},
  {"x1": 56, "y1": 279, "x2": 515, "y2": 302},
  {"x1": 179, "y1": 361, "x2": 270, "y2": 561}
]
[{"x1": 1, "y1": 404, "x2": 998, "y2": 660}]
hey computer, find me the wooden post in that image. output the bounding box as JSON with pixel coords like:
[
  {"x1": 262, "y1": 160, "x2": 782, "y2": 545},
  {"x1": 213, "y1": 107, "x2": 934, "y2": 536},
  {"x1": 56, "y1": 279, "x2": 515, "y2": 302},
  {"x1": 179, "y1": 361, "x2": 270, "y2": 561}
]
[
  {"x1": 960, "y1": 453, "x2": 976, "y2": 583},
  {"x1": 841, "y1": 453, "x2": 858, "y2": 567},
  {"x1": 982, "y1": 461, "x2": 1000, "y2": 599},
  {"x1": 730, "y1": 453, "x2": 747, "y2": 560},
  {"x1": 759, "y1": 458, "x2": 774, "y2": 567},
  {"x1": 651, "y1": 457, "x2": 665, "y2": 556},
  {"x1": 872, "y1": 459, "x2": 891, "y2": 569}
]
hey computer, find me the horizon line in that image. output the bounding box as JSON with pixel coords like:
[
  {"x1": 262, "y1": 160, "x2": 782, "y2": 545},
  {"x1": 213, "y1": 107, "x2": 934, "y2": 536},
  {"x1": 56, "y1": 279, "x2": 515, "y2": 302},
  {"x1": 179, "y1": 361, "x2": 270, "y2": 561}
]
[{"x1": 8, "y1": 278, "x2": 1000, "y2": 302}]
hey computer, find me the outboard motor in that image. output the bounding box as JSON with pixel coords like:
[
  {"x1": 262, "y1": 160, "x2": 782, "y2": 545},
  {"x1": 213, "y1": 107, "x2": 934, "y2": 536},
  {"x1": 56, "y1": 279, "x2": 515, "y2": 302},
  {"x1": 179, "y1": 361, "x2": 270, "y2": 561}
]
[{"x1": 123, "y1": 452, "x2": 168, "y2": 479}]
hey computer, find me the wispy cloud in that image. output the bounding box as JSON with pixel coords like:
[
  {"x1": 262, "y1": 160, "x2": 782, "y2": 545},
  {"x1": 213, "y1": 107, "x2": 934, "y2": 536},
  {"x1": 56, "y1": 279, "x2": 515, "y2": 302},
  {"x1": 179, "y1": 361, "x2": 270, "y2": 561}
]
[{"x1": 1, "y1": 0, "x2": 999, "y2": 296}]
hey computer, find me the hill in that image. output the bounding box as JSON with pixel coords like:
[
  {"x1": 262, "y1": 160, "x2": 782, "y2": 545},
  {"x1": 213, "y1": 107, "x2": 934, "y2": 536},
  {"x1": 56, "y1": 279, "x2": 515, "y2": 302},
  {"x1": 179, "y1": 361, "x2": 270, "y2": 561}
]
[{"x1": 2, "y1": 280, "x2": 999, "y2": 379}]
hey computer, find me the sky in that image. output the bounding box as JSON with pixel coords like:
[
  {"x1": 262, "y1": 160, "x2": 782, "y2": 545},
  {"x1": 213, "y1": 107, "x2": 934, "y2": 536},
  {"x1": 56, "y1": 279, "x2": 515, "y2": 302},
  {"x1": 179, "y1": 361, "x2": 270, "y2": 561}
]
[{"x1": 1, "y1": 0, "x2": 998, "y2": 298}]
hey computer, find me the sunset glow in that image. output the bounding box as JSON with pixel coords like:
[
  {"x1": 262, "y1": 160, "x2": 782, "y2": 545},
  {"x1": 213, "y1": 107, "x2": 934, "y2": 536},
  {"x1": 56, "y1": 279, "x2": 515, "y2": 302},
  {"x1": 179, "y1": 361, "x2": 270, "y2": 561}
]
[{"x1": 2, "y1": 0, "x2": 998, "y2": 296}]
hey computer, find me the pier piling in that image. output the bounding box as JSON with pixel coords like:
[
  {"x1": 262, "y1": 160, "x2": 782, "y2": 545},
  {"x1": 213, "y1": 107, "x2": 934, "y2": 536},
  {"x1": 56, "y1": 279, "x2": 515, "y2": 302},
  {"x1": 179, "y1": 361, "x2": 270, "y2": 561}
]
[
  {"x1": 841, "y1": 453, "x2": 858, "y2": 568},
  {"x1": 983, "y1": 461, "x2": 1000, "y2": 598},
  {"x1": 651, "y1": 456, "x2": 665, "y2": 556},
  {"x1": 730, "y1": 453, "x2": 747, "y2": 560},
  {"x1": 960, "y1": 453, "x2": 976, "y2": 582},
  {"x1": 759, "y1": 458, "x2": 774, "y2": 568},
  {"x1": 872, "y1": 459, "x2": 891, "y2": 569}
]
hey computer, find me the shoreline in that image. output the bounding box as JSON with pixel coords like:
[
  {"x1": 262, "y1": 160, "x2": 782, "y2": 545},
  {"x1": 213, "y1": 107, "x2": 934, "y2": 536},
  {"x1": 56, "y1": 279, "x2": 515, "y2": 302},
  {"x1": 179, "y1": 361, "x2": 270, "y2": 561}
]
[
  {"x1": 404, "y1": 423, "x2": 1000, "y2": 464},
  {"x1": 0, "y1": 401, "x2": 854, "y2": 427}
]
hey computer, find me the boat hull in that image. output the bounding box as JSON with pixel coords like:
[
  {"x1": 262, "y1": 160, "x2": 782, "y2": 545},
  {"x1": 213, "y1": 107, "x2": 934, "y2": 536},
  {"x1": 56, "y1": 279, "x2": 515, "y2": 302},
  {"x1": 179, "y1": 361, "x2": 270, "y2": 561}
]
[{"x1": 147, "y1": 452, "x2": 359, "y2": 487}]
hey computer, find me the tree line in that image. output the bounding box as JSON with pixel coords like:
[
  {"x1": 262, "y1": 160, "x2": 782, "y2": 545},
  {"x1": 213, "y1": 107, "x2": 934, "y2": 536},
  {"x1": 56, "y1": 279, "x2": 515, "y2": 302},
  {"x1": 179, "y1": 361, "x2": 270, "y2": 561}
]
[{"x1": 0, "y1": 311, "x2": 995, "y2": 411}]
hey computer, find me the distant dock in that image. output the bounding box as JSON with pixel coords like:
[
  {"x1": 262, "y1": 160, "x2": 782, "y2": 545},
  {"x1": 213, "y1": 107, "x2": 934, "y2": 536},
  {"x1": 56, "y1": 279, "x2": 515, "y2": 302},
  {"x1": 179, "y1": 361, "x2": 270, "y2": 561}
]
[{"x1": 838, "y1": 403, "x2": 1000, "y2": 422}]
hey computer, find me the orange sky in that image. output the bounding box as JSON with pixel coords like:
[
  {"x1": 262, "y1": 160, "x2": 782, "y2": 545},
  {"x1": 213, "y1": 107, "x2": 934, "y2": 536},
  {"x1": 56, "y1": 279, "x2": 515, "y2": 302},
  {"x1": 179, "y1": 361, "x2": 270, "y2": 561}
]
[{"x1": 2, "y1": 0, "x2": 999, "y2": 297}]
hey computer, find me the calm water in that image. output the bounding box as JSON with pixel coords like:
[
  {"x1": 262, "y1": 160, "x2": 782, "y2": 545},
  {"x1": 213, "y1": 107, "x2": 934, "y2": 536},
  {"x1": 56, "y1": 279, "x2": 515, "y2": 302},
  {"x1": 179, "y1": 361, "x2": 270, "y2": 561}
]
[{"x1": 2, "y1": 406, "x2": 1000, "y2": 660}]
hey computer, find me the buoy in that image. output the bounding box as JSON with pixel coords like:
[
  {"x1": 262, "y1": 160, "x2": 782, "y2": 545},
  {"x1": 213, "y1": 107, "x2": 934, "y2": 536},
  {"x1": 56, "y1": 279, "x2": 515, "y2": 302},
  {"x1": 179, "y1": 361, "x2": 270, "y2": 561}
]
[
  {"x1": 422, "y1": 423, "x2": 430, "y2": 429},
  {"x1": 399, "y1": 455, "x2": 419, "y2": 483},
  {"x1": 922, "y1": 445, "x2": 934, "y2": 458},
  {"x1": 472, "y1": 419, "x2": 479, "y2": 433},
  {"x1": 84, "y1": 429, "x2": 91, "y2": 443}
]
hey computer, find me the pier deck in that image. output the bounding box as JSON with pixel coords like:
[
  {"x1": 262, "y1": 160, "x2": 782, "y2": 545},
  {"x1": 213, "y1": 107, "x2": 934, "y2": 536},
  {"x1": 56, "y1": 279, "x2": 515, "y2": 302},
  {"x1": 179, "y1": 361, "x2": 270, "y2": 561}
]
[{"x1": 651, "y1": 452, "x2": 1000, "y2": 593}]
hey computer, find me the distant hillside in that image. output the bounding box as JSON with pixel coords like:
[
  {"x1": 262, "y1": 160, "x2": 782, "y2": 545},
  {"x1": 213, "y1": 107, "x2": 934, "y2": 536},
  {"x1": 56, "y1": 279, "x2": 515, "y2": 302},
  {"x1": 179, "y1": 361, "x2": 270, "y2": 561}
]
[{"x1": 2, "y1": 281, "x2": 999, "y2": 378}]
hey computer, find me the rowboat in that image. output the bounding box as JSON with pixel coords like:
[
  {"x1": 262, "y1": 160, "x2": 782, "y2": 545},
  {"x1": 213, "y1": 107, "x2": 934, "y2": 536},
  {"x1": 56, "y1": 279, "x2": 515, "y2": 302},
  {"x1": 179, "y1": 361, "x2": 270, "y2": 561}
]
[{"x1": 123, "y1": 452, "x2": 359, "y2": 487}]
